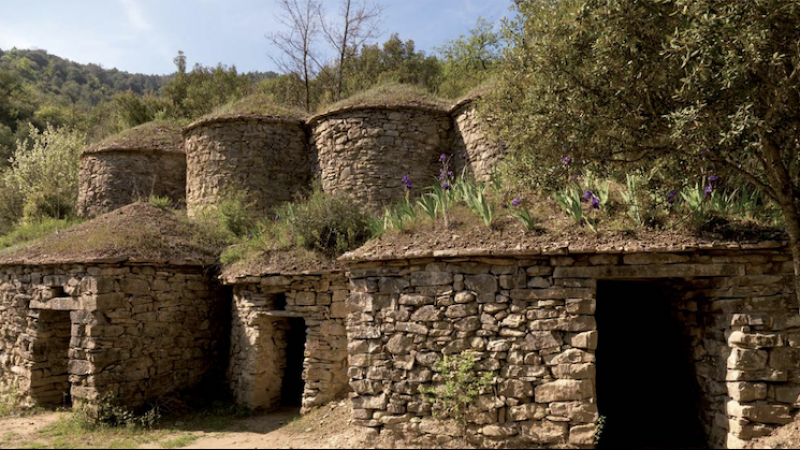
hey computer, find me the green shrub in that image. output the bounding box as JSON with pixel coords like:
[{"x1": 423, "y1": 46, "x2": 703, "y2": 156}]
[
  {"x1": 0, "y1": 217, "x2": 84, "y2": 251},
  {"x1": 419, "y1": 351, "x2": 495, "y2": 432},
  {"x1": 1, "y1": 125, "x2": 84, "y2": 227},
  {"x1": 287, "y1": 191, "x2": 375, "y2": 257},
  {"x1": 147, "y1": 196, "x2": 172, "y2": 211},
  {"x1": 76, "y1": 394, "x2": 161, "y2": 430},
  {"x1": 199, "y1": 191, "x2": 256, "y2": 238}
]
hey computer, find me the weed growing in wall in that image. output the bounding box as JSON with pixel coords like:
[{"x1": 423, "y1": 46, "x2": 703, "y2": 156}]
[{"x1": 419, "y1": 351, "x2": 495, "y2": 433}]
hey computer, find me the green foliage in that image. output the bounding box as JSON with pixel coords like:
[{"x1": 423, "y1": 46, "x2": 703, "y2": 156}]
[
  {"x1": 0, "y1": 217, "x2": 84, "y2": 251},
  {"x1": 596, "y1": 415, "x2": 607, "y2": 444},
  {"x1": 380, "y1": 198, "x2": 418, "y2": 233},
  {"x1": 418, "y1": 351, "x2": 495, "y2": 431},
  {"x1": 76, "y1": 394, "x2": 161, "y2": 430},
  {"x1": 202, "y1": 191, "x2": 256, "y2": 238},
  {"x1": 554, "y1": 184, "x2": 586, "y2": 228},
  {"x1": 462, "y1": 184, "x2": 495, "y2": 229},
  {"x1": 509, "y1": 206, "x2": 538, "y2": 232},
  {"x1": 147, "y1": 196, "x2": 172, "y2": 211},
  {"x1": 621, "y1": 173, "x2": 647, "y2": 228},
  {"x1": 416, "y1": 193, "x2": 439, "y2": 220},
  {"x1": 2, "y1": 125, "x2": 84, "y2": 226},
  {"x1": 289, "y1": 191, "x2": 375, "y2": 257},
  {"x1": 435, "y1": 17, "x2": 501, "y2": 99}
]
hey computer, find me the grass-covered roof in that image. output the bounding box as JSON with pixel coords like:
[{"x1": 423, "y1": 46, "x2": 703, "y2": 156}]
[
  {"x1": 84, "y1": 120, "x2": 185, "y2": 155},
  {"x1": 184, "y1": 93, "x2": 307, "y2": 131},
  {"x1": 0, "y1": 203, "x2": 227, "y2": 266},
  {"x1": 311, "y1": 84, "x2": 451, "y2": 122}
]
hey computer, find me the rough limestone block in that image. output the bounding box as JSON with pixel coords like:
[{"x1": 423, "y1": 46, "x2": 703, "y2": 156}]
[
  {"x1": 535, "y1": 380, "x2": 594, "y2": 403},
  {"x1": 727, "y1": 382, "x2": 768, "y2": 402}
]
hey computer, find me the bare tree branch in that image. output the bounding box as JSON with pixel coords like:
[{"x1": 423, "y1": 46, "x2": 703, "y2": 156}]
[
  {"x1": 320, "y1": 0, "x2": 384, "y2": 101},
  {"x1": 267, "y1": 0, "x2": 322, "y2": 111}
]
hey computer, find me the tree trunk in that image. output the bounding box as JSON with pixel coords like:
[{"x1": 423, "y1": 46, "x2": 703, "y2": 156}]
[{"x1": 780, "y1": 199, "x2": 800, "y2": 308}]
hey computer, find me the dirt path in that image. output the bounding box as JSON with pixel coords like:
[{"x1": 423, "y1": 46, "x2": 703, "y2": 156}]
[
  {"x1": 0, "y1": 401, "x2": 371, "y2": 450},
  {"x1": 177, "y1": 404, "x2": 369, "y2": 450},
  {"x1": 0, "y1": 412, "x2": 65, "y2": 444}
]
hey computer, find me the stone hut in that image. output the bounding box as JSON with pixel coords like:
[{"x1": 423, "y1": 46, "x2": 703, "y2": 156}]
[
  {"x1": 309, "y1": 91, "x2": 453, "y2": 210},
  {"x1": 0, "y1": 204, "x2": 229, "y2": 409},
  {"x1": 222, "y1": 255, "x2": 350, "y2": 414},
  {"x1": 183, "y1": 97, "x2": 309, "y2": 218},
  {"x1": 77, "y1": 121, "x2": 186, "y2": 217},
  {"x1": 341, "y1": 241, "x2": 800, "y2": 449},
  {"x1": 450, "y1": 96, "x2": 507, "y2": 182}
]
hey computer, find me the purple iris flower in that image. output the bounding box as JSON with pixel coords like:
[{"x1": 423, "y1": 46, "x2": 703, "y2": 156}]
[
  {"x1": 512, "y1": 198, "x2": 522, "y2": 208},
  {"x1": 562, "y1": 156, "x2": 572, "y2": 165},
  {"x1": 583, "y1": 190, "x2": 595, "y2": 202},
  {"x1": 667, "y1": 190, "x2": 679, "y2": 205},
  {"x1": 708, "y1": 175, "x2": 720, "y2": 185},
  {"x1": 402, "y1": 175, "x2": 412, "y2": 191},
  {"x1": 591, "y1": 196, "x2": 601, "y2": 210},
  {"x1": 705, "y1": 185, "x2": 713, "y2": 198},
  {"x1": 440, "y1": 154, "x2": 448, "y2": 163}
]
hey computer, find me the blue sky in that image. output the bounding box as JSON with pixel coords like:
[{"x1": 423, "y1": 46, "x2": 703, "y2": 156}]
[{"x1": 0, "y1": 0, "x2": 513, "y2": 75}]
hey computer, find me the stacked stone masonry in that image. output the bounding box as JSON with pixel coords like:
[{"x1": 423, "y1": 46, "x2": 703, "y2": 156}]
[
  {"x1": 451, "y1": 101, "x2": 507, "y2": 183},
  {"x1": 183, "y1": 118, "x2": 310, "y2": 217},
  {"x1": 78, "y1": 150, "x2": 187, "y2": 217},
  {"x1": 345, "y1": 247, "x2": 800, "y2": 449},
  {"x1": 310, "y1": 107, "x2": 453, "y2": 209},
  {"x1": 0, "y1": 263, "x2": 229, "y2": 409},
  {"x1": 181, "y1": 100, "x2": 506, "y2": 215},
  {"x1": 226, "y1": 273, "x2": 350, "y2": 413}
]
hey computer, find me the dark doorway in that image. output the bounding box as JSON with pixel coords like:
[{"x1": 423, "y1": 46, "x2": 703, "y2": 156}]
[
  {"x1": 280, "y1": 318, "x2": 307, "y2": 407},
  {"x1": 596, "y1": 281, "x2": 707, "y2": 449},
  {"x1": 31, "y1": 310, "x2": 72, "y2": 407}
]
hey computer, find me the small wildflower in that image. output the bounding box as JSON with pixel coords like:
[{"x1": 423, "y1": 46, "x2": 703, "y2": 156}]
[
  {"x1": 583, "y1": 190, "x2": 595, "y2": 202},
  {"x1": 402, "y1": 174, "x2": 413, "y2": 191},
  {"x1": 512, "y1": 198, "x2": 522, "y2": 208},
  {"x1": 562, "y1": 156, "x2": 572, "y2": 165},
  {"x1": 667, "y1": 190, "x2": 679, "y2": 205},
  {"x1": 708, "y1": 175, "x2": 720, "y2": 185},
  {"x1": 705, "y1": 185, "x2": 713, "y2": 198},
  {"x1": 440, "y1": 153, "x2": 448, "y2": 163},
  {"x1": 591, "y1": 196, "x2": 601, "y2": 210}
]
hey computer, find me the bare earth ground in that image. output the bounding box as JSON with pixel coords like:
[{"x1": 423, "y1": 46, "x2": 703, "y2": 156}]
[
  {"x1": 746, "y1": 416, "x2": 800, "y2": 449},
  {"x1": 0, "y1": 401, "x2": 373, "y2": 450}
]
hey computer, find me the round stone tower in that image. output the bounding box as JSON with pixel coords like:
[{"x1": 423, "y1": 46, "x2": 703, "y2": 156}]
[
  {"x1": 77, "y1": 121, "x2": 186, "y2": 217},
  {"x1": 450, "y1": 95, "x2": 507, "y2": 183},
  {"x1": 182, "y1": 97, "x2": 309, "y2": 218},
  {"x1": 308, "y1": 90, "x2": 453, "y2": 210}
]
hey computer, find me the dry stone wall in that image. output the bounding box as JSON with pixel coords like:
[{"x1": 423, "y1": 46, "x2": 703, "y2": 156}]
[
  {"x1": 344, "y1": 247, "x2": 799, "y2": 449},
  {"x1": 451, "y1": 101, "x2": 506, "y2": 182},
  {"x1": 226, "y1": 273, "x2": 350, "y2": 413},
  {"x1": 183, "y1": 117, "x2": 309, "y2": 217},
  {"x1": 78, "y1": 150, "x2": 187, "y2": 217},
  {"x1": 0, "y1": 263, "x2": 229, "y2": 409},
  {"x1": 310, "y1": 107, "x2": 453, "y2": 209}
]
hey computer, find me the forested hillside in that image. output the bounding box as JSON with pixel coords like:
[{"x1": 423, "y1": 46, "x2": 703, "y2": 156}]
[{"x1": 0, "y1": 48, "x2": 170, "y2": 154}]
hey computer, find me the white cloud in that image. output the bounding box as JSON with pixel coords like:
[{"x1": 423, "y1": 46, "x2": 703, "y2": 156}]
[
  {"x1": 120, "y1": 0, "x2": 152, "y2": 32},
  {"x1": 117, "y1": 0, "x2": 174, "y2": 68}
]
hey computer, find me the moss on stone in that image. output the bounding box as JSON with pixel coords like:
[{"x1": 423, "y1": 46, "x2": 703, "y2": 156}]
[
  {"x1": 85, "y1": 120, "x2": 185, "y2": 155},
  {"x1": 314, "y1": 83, "x2": 450, "y2": 119}
]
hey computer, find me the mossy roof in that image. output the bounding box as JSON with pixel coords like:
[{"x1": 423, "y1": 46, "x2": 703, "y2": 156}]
[
  {"x1": 340, "y1": 207, "x2": 788, "y2": 263},
  {"x1": 0, "y1": 203, "x2": 225, "y2": 266},
  {"x1": 183, "y1": 94, "x2": 307, "y2": 132},
  {"x1": 83, "y1": 121, "x2": 185, "y2": 155},
  {"x1": 221, "y1": 247, "x2": 342, "y2": 283},
  {"x1": 309, "y1": 84, "x2": 451, "y2": 123}
]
